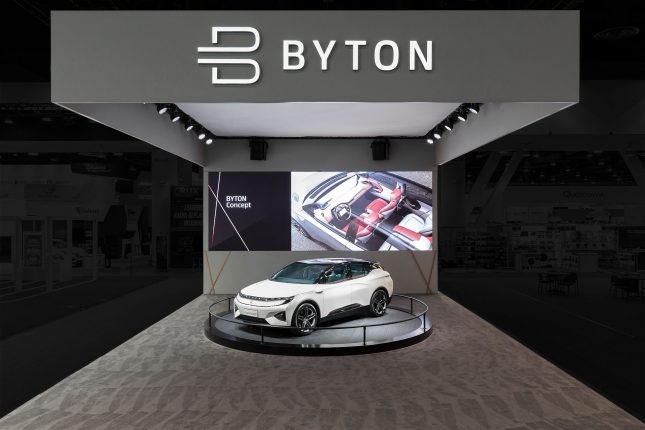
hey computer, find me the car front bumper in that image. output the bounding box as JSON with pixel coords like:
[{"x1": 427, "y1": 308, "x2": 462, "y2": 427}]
[{"x1": 233, "y1": 297, "x2": 292, "y2": 327}]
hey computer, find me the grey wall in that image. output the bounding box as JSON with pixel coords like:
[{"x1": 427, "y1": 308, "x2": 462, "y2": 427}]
[
  {"x1": 203, "y1": 138, "x2": 438, "y2": 294},
  {"x1": 205, "y1": 138, "x2": 434, "y2": 171}
]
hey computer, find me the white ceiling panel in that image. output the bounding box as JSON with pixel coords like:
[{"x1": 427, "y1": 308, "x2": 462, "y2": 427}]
[{"x1": 176, "y1": 102, "x2": 459, "y2": 137}]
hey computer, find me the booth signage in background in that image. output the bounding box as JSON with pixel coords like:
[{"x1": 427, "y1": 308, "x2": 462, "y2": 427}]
[
  {"x1": 51, "y1": 11, "x2": 579, "y2": 102},
  {"x1": 208, "y1": 171, "x2": 432, "y2": 252},
  {"x1": 171, "y1": 186, "x2": 203, "y2": 228},
  {"x1": 170, "y1": 186, "x2": 203, "y2": 269},
  {"x1": 23, "y1": 234, "x2": 42, "y2": 268}
]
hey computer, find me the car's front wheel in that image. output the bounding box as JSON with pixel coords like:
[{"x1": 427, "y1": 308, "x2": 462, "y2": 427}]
[
  {"x1": 368, "y1": 289, "x2": 388, "y2": 317},
  {"x1": 292, "y1": 302, "x2": 318, "y2": 335}
]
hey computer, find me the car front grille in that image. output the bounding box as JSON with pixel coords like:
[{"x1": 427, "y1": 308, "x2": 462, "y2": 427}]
[
  {"x1": 236, "y1": 315, "x2": 267, "y2": 324},
  {"x1": 239, "y1": 292, "x2": 279, "y2": 302}
]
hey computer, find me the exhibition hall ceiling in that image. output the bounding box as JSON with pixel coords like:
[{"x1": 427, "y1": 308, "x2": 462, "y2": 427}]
[{"x1": 176, "y1": 103, "x2": 460, "y2": 137}]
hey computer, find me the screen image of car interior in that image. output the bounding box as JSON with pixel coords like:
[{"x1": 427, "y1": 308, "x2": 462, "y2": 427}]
[{"x1": 297, "y1": 172, "x2": 432, "y2": 251}]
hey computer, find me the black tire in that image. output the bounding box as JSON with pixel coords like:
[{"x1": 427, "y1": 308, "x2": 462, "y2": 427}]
[
  {"x1": 291, "y1": 302, "x2": 318, "y2": 336},
  {"x1": 368, "y1": 289, "x2": 388, "y2": 317}
]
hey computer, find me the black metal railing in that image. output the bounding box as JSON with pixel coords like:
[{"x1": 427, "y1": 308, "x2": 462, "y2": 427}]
[{"x1": 207, "y1": 294, "x2": 429, "y2": 346}]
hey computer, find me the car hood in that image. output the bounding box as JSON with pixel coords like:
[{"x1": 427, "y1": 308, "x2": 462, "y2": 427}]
[{"x1": 240, "y1": 279, "x2": 316, "y2": 298}]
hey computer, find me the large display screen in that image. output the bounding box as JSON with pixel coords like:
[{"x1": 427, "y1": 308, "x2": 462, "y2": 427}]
[{"x1": 208, "y1": 171, "x2": 432, "y2": 251}]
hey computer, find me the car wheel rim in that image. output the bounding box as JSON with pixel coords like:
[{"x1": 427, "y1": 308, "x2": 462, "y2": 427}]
[
  {"x1": 295, "y1": 304, "x2": 317, "y2": 333},
  {"x1": 372, "y1": 291, "x2": 387, "y2": 315}
]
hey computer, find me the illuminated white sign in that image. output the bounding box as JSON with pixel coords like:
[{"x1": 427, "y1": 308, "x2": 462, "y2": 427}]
[
  {"x1": 197, "y1": 27, "x2": 261, "y2": 85},
  {"x1": 197, "y1": 27, "x2": 433, "y2": 85}
]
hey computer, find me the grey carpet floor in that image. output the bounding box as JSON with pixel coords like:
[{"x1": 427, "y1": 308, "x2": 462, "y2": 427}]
[{"x1": 0, "y1": 293, "x2": 642, "y2": 430}]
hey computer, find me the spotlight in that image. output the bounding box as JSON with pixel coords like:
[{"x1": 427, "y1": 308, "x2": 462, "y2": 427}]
[
  {"x1": 443, "y1": 122, "x2": 452, "y2": 131},
  {"x1": 457, "y1": 109, "x2": 467, "y2": 122},
  {"x1": 198, "y1": 131, "x2": 206, "y2": 140},
  {"x1": 370, "y1": 138, "x2": 390, "y2": 160},
  {"x1": 426, "y1": 138, "x2": 434, "y2": 144},
  {"x1": 432, "y1": 129, "x2": 442, "y2": 140},
  {"x1": 467, "y1": 103, "x2": 480, "y2": 114},
  {"x1": 157, "y1": 104, "x2": 169, "y2": 115},
  {"x1": 185, "y1": 122, "x2": 194, "y2": 132},
  {"x1": 250, "y1": 139, "x2": 268, "y2": 160},
  {"x1": 170, "y1": 109, "x2": 182, "y2": 122},
  {"x1": 205, "y1": 138, "x2": 213, "y2": 145}
]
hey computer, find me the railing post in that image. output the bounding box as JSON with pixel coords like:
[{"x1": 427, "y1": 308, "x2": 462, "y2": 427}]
[
  {"x1": 423, "y1": 313, "x2": 426, "y2": 331},
  {"x1": 363, "y1": 326, "x2": 366, "y2": 346},
  {"x1": 209, "y1": 313, "x2": 212, "y2": 327},
  {"x1": 261, "y1": 326, "x2": 264, "y2": 344},
  {"x1": 410, "y1": 297, "x2": 413, "y2": 314}
]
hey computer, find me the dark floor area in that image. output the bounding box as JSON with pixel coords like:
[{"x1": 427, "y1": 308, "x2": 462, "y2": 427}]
[
  {"x1": 0, "y1": 272, "x2": 202, "y2": 418},
  {"x1": 440, "y1": 271, "x2": 645, "y2": 423},
  {"x1": 0, "y1": 275, "x2": 168, "y2": 340}
]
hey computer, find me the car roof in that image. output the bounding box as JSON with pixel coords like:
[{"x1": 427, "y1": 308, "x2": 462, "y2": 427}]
[{"x1": 296, "y1": 258, "x2": 373, "y2": 265}]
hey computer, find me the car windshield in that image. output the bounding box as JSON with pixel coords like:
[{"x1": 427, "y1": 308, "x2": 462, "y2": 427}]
[{"x1": 270, "y1": 262, "x2": 330, "y2": 284}]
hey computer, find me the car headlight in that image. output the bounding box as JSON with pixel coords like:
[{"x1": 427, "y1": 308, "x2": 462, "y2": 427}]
[{"x1": 278, "y1": 296, "x2": 294, "y2": 305}]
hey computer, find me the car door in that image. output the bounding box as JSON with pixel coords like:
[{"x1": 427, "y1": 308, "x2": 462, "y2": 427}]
[
  {"x1": 317, "y1": 263, "x2": 353, "y2": 317},
  {"x1": 348, "y1": 262, "x2": 375, "y2": 306}
]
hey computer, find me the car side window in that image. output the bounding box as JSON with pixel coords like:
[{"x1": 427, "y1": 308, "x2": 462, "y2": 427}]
[
  {"x1": 349, "y1": 262, "x2": 367, "y2": 278},
  {"x1": 326, "y1": 264, "x2": 348, "y2": 283}
]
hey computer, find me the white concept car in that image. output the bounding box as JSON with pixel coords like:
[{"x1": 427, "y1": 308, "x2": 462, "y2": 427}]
[{"x1": 234, "y1": 258, "x2": 394, "y2": 335}]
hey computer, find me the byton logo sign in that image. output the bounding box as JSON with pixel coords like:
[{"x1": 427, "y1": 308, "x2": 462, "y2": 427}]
[
  {"x1": 197, "y1": 27, "x2": 261, "y2": 85},
  {"x1": 197, "y1": 26, "x2": 433, "y2": 85}
]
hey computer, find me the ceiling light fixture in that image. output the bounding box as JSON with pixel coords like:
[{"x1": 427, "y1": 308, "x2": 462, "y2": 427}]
[
  {"x1": 156, "y1": 104, "x2": 169, "y2": 115},
  {"x1": 198, "y1": 130, "x2": 206, "y2": 140},
  {"x1": 206, "y1": 137, "x2": 213, "y2": 145},
  {"x1": 426, "y1": 138, "x2": 434, "y2": 144},
  {"x1": 185, "y1": 122, "x2": 194, "y2": 132},
  {"x1": 443, "y1": 122, "x2": 452, "y2": 131},
  {"x1": 467, "y1": 103, "x2": 480, "y2": 114},
  {"x1": 433, "y1": 129, "x2": 442, "y2": 140}
]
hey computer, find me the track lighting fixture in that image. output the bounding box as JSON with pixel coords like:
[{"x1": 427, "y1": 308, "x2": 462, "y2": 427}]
[
  {"x1": 467, "y1": 103, "x2": 480, "y2": 114},
  {"x1": 156, "y1": 104, "x2": 214, "y2": 145}
]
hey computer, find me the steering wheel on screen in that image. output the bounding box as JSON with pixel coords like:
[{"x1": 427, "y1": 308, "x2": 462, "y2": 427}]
[{"x1": 331, "y1": 203, "x2": 352, "y2": 222}]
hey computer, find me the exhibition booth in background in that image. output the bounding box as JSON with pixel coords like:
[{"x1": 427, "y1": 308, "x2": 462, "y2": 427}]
[{"x1": 49, "y1": 11, "x2": 579, "y2": 301}]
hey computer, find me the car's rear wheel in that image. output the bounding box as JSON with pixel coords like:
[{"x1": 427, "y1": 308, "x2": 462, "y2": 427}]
[
  {"x1": 292, "y1": 302, "x2": 318, "y2": 335},
  {"x1": 368, "y1": 289, "x2": 388, "y2": 317}
]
